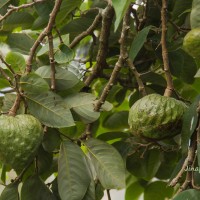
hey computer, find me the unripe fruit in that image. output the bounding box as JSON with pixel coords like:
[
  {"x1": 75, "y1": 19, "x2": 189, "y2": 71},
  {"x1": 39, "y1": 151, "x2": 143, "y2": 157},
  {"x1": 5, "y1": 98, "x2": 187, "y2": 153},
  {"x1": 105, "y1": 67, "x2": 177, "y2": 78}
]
[
  {"x1": 183, "y1": 28, "x2": 200, "y2": 58},
  {"x1": 128, "y1": 94, "x2": 187, "y2": 140},
  {"x1": 0, "y1": 114, "x2": 43, "y2": 171}
]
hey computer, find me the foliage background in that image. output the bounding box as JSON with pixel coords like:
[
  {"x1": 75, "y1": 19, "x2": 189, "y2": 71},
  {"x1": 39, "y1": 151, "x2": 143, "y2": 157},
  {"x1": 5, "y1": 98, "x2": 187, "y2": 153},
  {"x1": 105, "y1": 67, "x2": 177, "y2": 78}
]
[{"x1": 0, "y1": 0, "x2": 200, "y2": 199}]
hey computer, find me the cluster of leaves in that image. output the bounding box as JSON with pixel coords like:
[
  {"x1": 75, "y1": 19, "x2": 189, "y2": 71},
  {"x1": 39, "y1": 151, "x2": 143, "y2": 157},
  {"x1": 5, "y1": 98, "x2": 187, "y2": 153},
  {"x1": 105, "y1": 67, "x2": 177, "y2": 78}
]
[{"x1": 0, "y1": 0, "x2": 199, "y2": 200}]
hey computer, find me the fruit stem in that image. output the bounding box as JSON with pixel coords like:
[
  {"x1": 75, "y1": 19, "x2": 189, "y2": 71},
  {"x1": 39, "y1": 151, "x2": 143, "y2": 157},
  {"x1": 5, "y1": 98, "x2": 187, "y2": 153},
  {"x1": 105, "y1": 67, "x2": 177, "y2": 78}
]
[{"x1": 8, "y1": 93, "x2": 21, "y2": 116}]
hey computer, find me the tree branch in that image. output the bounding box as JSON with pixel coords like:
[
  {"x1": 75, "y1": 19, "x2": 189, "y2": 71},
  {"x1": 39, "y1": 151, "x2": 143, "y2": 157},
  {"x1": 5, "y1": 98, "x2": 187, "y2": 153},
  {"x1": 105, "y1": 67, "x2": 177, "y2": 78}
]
[
  {"x1": 161, "y1": 0, "x2": 174, "y2": 97},
  {"x1": 48, "y1": 31, "x2": 56, "y2": 91},
  {"x1": 69, "y1": 10, "x2": 102, "y2": 49},
  {"x1": 0, "y1": 0, "x2": 47, "y2": 23},
  {"x1": 26, "y1": 0, "x2": 63, "y2": 73},
  {"x1": 84, "y1": 5, "x2": 114, "y2": 86},
  {"x1": 127, "y1": 58, "x2": 147, "y2": 96}
]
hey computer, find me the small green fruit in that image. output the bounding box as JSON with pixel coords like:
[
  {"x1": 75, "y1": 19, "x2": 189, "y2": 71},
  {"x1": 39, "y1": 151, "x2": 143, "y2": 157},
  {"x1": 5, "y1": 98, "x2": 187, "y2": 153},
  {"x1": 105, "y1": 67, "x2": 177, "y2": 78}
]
[
  {"x1": 183, "y1": 28, "x2": 200, "y2": 58},
  {"x1": 128, "y1": 94, "x2": 187, "y2": 140},
  {"x1": 0, "y1": 114, "x2": 43, "y2": 170}
]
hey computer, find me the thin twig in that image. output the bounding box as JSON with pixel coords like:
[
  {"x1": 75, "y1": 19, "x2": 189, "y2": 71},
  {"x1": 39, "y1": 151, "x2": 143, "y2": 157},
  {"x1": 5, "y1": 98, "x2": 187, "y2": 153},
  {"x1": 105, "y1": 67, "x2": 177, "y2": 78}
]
[
  {"x1": 169, "y1": 133, "x2": 197, "y2": 187},
  {"x1": 0, "y1": 67, "x2": 12, "y2": 85},
  {"x1": 84, "y1": 5, "x2": 115, "y2": 86},
  {"x1": 69, "y1": 10, "x2": 102, "y2": 49},
  {"x1": 127, "y1": 59, "x2": 146, "y2": 96},
  {"x1": 107, "y1": 189, "x2": 111, "y2": 200},
  {"x1": 48, "y1": 31, "x2": 56, "y2": 90},
  {"x1": 161, "y1": 0, "x2": 174, "y2": 97},
  {"x1": 0, "y1": 0, "x2": 47, "y2": 23},
  {"x1": 0, "y1": 54, "x2": 15, "y2": 74},
  {"x1": 26, "y1": 0, "x2": 63, "y2": 73}
]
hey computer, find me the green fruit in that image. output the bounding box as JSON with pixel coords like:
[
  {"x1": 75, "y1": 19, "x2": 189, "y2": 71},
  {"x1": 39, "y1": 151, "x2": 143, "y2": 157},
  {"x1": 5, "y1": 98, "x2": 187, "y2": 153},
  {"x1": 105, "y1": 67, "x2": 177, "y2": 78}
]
[
  {"x1": 128, "y1": 94, "x2": 187, "y2": 140},
  {"x1": 183, "y1": 28, "x2": 200, "y2": 58},
  {"x1": 0, "y1": 114, "x2": 43, "y2": 170},
  {"x1": 190, "y1": 0, "x2": 200, "y2": 29}
]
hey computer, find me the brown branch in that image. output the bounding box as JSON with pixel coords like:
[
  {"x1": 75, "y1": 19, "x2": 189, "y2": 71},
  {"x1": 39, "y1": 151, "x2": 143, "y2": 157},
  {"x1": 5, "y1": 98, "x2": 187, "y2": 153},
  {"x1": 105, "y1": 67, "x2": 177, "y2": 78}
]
[
  {"x1": 169, "y1": 132, "x2": 197, "y2": 187},
  {"x1": 84, "y1": 5, "x2": 115, "y2": 86},
  {"x1": 8, "y1": 93, "x2": 21, "y2": 116},
  {"x1": 26, "y1": 0, "x2": 63, "y2": 73},
  {"x1": 0, "y1": 0, "x2": 47, "y2": 23},
  {"x1": 84, "y1": 5, "x2": 132, "y2": 138},
  {"x1": 106, "y1": 189, "x2": 111, "y2": 200},
  {"x1": 48, "y1": 31, "x2": 56, "y2": 90},
  {"x1": 0, "y1": 67, "x2": 12, "y2": 85},
  {"x1": 54, "y1": 26, "x2": 64, "y2": 44},
  {"x1": 161, "y1": 0, "x2": 174, "y2": 97},
  {"x1": 69, "y1": 10, "x2": 102, "y2": 49},
  {"x1": 127, "y1": 59, "x2": 146, "y2": 96},
  {"x1": 0, "y1": 54, "x2": 15, "y2": 74}
]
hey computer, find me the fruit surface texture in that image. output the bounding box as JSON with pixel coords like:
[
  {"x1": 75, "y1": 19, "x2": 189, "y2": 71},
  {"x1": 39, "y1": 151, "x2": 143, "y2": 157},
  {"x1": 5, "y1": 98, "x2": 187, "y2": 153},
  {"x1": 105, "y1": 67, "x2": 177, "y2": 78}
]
[
  {"x1": 0, "y1": 114, "x2": 43, "y2": 170},
  {"x1": 183, "y1": 28, "x2": 200, "y2": 58},
  {"x1": 128, "y1": 94, "x2": 187, "y2": 140}
]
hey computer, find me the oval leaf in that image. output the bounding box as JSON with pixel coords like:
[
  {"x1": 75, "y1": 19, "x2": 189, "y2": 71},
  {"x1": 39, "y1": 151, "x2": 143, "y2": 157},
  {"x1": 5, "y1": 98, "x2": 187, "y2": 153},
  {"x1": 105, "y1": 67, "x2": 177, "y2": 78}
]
[
  {"x1": 20, "y1": 72, "x2": 49, "y2": 94},
  {"x1": 0, "y1": 183, "x2": 19, "y2": 200},
  {"x1": 21, "y1": 175, "x2": 55, "y2": 200},
  {"x1": 173, "y1": 189, "x2": 200, "y2": 200},
  {"x1": 83, "y1": 138, "x2": 126, "y2": 189},
  {"x1": 58, "y1": 140, "x2": 91, "y2": 200},
  {"x1": 25, "y1": 91, "x2": 75, "y2": 128},
  {"x1": 35, "y1": 66, "x2": 79, "y2": 91}
]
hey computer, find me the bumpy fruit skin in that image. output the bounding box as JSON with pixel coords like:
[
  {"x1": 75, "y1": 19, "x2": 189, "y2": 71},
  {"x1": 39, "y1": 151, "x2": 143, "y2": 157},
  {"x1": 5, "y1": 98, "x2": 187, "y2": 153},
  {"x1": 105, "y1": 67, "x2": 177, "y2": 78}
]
[
  {"x1": 183, "y1": 28, "x2": 200, "y2": 58},
  {"x1": 128, "y1": 94, "x2": 187, "y2": 140},
  {"x1": 0, "y1": 114, "x2": 43, "y2": 171}
]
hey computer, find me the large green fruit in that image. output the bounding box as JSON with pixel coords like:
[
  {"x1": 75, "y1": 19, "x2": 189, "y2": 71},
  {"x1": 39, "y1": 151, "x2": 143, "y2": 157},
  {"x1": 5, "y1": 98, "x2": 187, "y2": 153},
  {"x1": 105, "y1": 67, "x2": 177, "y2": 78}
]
[
  {"x1": 0, "y1": 114, "x2": 43, "y2": 171},
  {"x1": 128, "y1": 94, "x2": 187, "y2": 140},
  {"x1": 183, "y1": 28, "x2": 200, "y2": 58}
]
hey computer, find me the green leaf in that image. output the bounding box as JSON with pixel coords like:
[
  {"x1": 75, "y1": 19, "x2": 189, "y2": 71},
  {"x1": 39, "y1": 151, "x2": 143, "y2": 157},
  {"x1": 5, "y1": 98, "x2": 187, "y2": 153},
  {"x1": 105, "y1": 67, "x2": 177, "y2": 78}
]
[
  {"x1": 0, "y1": 78, "x2": 10, "y2": 90},
  {"x1": 42, "y1": 128, "x2": 61, "y2": 152},
  {"x1": 64, "y1": 93, "x2": 99, "y2": 123},
  {"x1": 2, "y1": 12, "x2": 34, "y2": 31},
  {"x1": 127, "y1": 149, "x2": 162, "y2": 181},
  {"x1": 97, "y1": 131, "x2": 129, "y2": 141},
  {"x1": 129, "y1": 26, "x2": 151, "y2": 61},
  {"x1": 55, "y1": 0, "x2": 82, "y2": 25},
  {"x1": 7, "y1": 33, "x2": 34, "y2": 55},
  {"x1": 103, "y1": 111, "x2": 129, "y2": 130},
  {"x1": 112, "y1": 0, "x2": 132, "y2": 31},
  {"x1": 5, "y1": 52, "x2": 26, "y2": 74},
  {"x1": 35, "y1": 66, "x2": 79, "y2": 91},
  {"x1": 172, "y1": 0, "x2": 192, "y2": 24},
  {"x1": 37, "y1": 35, "x2": 69, "y2": 56},
  {"x1": 82, "y1": 180, "x2": 95, "y2": 200},
  {"x1": 181, "y1": 95, "x2": 200, "y2": 155},
  {"x1": 169, "y1": 49, "x2": 197, "y2": 84},
  {"x1": 25, "y1": 91, "x2": 75, "y2": 128},
  {"x1": 0, "y1": 183, "x2": 19, "y2": 200},
  {"x1": 2, "y1": 93, "x2": 24, "y2": 114},
  {"x1": 37, "y1": 146, "x2": 53, "y2": 175},
  {"x1": 0, "y1": 0, "x2": 10, "y2": 9},
  {"x1": 54, "y1": 44, "x2": 75, "y2": 64},
  {"x1": 140, "y1": 72, "x2": 166, "y2": 87},
  {"x1": 58, "y1": 140, "x2": 91, "y2": 200},
  {"x1": 21, "y1": 175, "x2": 55, "y2": 200},
  {"x1": 83, "y1": 138, "x2": 126, "y2": 189},
  {"x1": 173, "y1": 189, "x2": 200, "y2": 200},
  {"x1": 125, "y1": 182, "x2": 144, "y2": 200},
  {"x1": 20, "y1": 72, "x2": 49, "y2": 94},
  {"x1": 144, "y1": 181, "x2": 173, "y2": 200}
]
